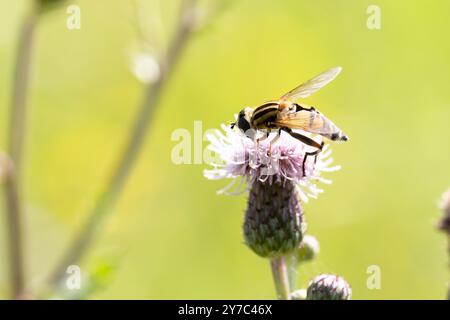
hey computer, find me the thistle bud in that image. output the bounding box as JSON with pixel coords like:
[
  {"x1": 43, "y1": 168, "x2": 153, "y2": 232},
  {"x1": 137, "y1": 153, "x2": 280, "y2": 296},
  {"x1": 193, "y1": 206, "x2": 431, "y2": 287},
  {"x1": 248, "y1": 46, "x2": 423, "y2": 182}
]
[
  {"x1": 297, "y1": 235, "x2": 320, "y2": 263},
  {"x1": 290, "y1": 289, "x2": 307, "y2": 300},
  {"x1": 307, "y1": 274, "x2": 352, "y2": 300},
  {"x1": 243, "y1": 180, "x2": 303, "y2": 258}
]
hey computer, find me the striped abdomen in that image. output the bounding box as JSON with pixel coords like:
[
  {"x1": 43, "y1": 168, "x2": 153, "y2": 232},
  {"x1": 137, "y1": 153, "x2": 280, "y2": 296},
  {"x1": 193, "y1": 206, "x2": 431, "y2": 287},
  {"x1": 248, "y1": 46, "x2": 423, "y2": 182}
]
[
  {"x1": 275, "y1": 104, "x2": 349, "y2": 141},
  {"x1": 250, "y1": 102, "x2": 279, "y2": 130},
  {"x1": 304, "y1": 109, "x2": 347, "y2": 141}
]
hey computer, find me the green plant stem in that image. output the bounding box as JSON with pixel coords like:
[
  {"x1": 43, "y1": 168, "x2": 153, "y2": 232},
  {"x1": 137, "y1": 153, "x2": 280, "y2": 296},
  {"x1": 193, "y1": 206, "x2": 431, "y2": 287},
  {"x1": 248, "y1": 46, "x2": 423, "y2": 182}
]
[
  {"x1": 286, "y1": 254, "x2": 298, "y2": 291},
  {"x1": 270, "y1": 256, "x2": 290, "y2": 300},
  {"x1": 48, "y1": 0, "x2": 198, "y2": 288},
  {"x1": 3, "y1": 9, "x2": 39, "y2": 299}
]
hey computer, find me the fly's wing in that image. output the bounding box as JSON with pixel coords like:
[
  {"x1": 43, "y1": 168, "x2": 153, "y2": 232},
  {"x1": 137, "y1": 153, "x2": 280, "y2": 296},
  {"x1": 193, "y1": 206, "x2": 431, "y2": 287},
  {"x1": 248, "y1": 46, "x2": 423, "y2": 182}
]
[
  {"x1": 280, "y1": 67, "x2": 342, "y2": 101},
  {"x1": 275, "y1": 110, "x2": 334, "y2": 135}
]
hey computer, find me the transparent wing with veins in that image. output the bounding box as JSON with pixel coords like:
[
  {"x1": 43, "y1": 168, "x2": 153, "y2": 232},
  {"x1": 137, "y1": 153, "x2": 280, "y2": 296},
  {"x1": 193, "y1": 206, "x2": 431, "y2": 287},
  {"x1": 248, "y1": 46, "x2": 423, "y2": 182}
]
[{"x1": 280, "y1": 66, "x2": 342, "y2": 101}]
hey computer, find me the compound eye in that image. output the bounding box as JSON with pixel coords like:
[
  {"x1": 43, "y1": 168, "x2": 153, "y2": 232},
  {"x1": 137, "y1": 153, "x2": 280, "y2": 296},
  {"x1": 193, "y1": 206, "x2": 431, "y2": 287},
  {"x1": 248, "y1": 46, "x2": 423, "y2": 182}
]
[{"x1": 238, "y1": 116, "x2": 251, "y2": 133}]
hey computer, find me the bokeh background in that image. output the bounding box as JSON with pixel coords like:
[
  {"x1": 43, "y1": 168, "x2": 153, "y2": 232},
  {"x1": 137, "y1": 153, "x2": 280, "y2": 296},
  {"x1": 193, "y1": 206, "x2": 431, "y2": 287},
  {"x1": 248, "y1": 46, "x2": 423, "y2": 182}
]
[{"x1": 1, "y1": 0, "x2": 449, "y2": 299}]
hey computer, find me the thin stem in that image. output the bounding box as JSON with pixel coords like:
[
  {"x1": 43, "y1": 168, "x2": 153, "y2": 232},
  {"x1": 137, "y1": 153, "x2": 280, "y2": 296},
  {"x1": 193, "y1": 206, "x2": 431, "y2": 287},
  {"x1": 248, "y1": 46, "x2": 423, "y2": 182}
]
[
  {"x1": 48, "y1": 0, "x2": 198, "y2": 288},
  {"x1": 270, "y1": 256, "x2": 291, "y2": 300},
  {"x1": 4, "y1": 175, "x2": 25, "y2": 299},
  {"x1": 286, "y1": 254, "x2": 298, "y2": 291},
  {"x1": 3, "y1": 9, "x2": 39, "y2": 299},
  {"x1": 9, "y1": 14, "x2": 37, "y2": 173}
]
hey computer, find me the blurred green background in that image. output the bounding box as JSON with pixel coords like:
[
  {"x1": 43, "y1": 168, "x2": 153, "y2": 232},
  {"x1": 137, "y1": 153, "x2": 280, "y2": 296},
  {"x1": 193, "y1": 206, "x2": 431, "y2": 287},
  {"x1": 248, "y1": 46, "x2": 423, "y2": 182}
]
[{"x1": 1, "y1": 0, "x2": 449, "y2": 299}]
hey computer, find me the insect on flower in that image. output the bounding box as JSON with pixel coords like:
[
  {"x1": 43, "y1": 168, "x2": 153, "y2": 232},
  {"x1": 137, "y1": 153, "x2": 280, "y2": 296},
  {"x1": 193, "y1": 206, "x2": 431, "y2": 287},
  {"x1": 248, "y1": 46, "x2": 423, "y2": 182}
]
[{"x1": 231, "y1": 67, "x2": 348, "y2": 174}]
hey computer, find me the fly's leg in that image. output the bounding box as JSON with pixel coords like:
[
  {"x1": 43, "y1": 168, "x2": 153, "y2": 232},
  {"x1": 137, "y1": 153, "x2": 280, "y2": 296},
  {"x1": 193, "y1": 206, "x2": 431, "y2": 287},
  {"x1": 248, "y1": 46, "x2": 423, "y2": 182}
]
[
  {"x1": 267, "y1": 128, "x2": 282, "y2": 156},
  {"x1": 255, "y1": 130, "x2": 270, "y2": 150},
  {"x1": 312, "y1": 138, "x2": 324, "y2": 165},
  {"x1": 281, "y1": 127, "x2": 324, "y2": 176},
  {"x1": 254, "y1": 128, "x2": 281, "y2": 156},
  {"x1": 303, "y1": 143, "x2": 324, "y2": 175}
]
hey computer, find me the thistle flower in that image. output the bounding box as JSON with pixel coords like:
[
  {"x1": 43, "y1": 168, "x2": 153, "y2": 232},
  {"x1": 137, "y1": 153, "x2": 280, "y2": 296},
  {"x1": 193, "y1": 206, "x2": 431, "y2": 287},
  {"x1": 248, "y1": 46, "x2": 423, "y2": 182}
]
[
  {"x1": 204, "y1": 124, "x2": 340, "y2": 258},
  {"x1": 306, "y1": 274, "x2": 352, "y2": 300},
  {"x1": 243, "y1": 179, "x2": 303, "y2": 257},
  {"x1": 204, "y1": 124, "x2": 340, "y2": 202}
]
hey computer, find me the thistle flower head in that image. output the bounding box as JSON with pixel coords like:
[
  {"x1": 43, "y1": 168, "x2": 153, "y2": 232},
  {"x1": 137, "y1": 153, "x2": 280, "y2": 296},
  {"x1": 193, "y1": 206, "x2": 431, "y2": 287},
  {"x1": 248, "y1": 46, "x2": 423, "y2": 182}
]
[
  {"x1": 307, "y1": 274, "x2": 352, "y2": 300},
  {"x1": 243, "y1": 179, "x2": 304, "y2": 257},
  {"x1": 204, "y1": 121, "x2": 342, "y2": 257},
  {"x1": 204, "y1": 123, "x2": 340, "y2": 202}
]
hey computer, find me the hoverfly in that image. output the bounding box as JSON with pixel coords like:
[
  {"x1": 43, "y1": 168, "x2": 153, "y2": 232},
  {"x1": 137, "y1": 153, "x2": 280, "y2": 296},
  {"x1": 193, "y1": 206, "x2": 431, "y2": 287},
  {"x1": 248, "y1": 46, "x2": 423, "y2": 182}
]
[{"x1": 231, "y1": 67, "x2": 348, "y2": 174}]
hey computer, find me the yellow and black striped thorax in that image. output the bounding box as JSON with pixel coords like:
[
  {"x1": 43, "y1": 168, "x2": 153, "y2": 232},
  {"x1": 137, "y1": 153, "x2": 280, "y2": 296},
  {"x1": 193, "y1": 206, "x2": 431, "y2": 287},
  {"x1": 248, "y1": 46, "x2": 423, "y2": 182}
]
[{"x1": 250, "y1": 102, "x2": 280, "y2": 129}]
